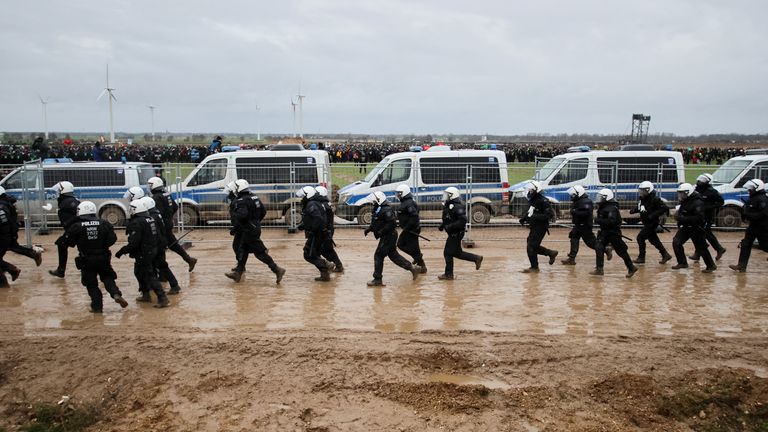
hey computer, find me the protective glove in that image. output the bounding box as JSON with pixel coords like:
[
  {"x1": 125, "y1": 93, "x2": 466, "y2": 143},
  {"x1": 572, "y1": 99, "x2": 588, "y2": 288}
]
[
  {"x1": 229, "y1": 228, "x2": 236, "y2": 236},
  {"x1": 297, "y1": 224, "x2": 305, "y2": 231},
  {"x1": 364, "y1": 228, "x2": 371, "y2": 236},
  {"x1": 527, "y1": 206, "x2": 535, "y2": 217},
  {"x1": 115, "y1": 250, "x2": 125, "y2": 259},
  {"x1": 519, "y1": 217, "x2": 527, "y2": 226},
  {"x1": 438, "y1": 224, "x2": 444, "y2": 232},
  {"x1": 639, "y1": 205, "x2": 647, "y2": 213}
]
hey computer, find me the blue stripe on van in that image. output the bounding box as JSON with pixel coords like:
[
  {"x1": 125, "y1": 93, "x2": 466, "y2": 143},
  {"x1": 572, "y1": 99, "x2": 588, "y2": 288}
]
[{"x1": 345, "y1": 183, "x2": 504, "y2": 206}]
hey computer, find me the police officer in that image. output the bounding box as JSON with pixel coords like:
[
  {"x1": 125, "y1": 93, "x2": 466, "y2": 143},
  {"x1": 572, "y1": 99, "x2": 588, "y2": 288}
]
[
  {"x1": 224, "y1": 181, "x2": 241, "y2": 266},
  {"x1": 142, "y1": 196, "x2": 182, "y2": 294},
  {"x1": 0, "y1": 186, "x2": 42, "y2": 288},
  {"x1": 395, "y1": 184, "x2": 426, "y2": 273},
  {"x1": 520, "y1": 181, "x2": 557, "y2": 273},
  {"x1": 364, "y1": 191, "x2": 421, "y2": 286},
  {"x1": 63, "y1": 201, "x2": 128, "y2": 312},
  {"x1": 591, "y1": 189, "x2": 638, "y2": 277},
  {"x1": 561, "y1": 185, "x2": 605, "y2": 265},
  {"x1": 630, "y1": 181, "x2": 673, "y2": 264},
  {"x1": 148, "y1": 177, "x2": 198, "y2": 272},
  {"x1": 297, "y1": 186, "x2": 333, "y2": 281},
  {"x1": 438, "y1": 187, "x2": 483, "y2": 280},
  {"x1": 315, "y1": 185, "x2": 344, "y2": 272},
  {"x1": 225, "y1": 179, "x2": 285, "y2": 283},
  {"x1": 671, "y1": 183, "x2": 717, "y2": 272},
  {"x1": 729, "y1": 179, "x2": 768, "y2": 272},
  {"x1": 115, "y1": 198, "x2": 169, "y2": 307},
  {"x1": 49, "y1": 181, "x2": 80, "y2": 278},
  {"x1": 690, "y1": 174, "x2": 726, "y2": 261}
]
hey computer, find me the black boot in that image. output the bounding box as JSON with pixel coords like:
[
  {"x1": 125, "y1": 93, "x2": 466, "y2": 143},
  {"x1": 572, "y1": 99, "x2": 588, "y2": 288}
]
[
  {"x1": 225, "y1": 270, "x2": 244, "y2": 283},
  {"x1": 154, "y1": 296, "x2": 170, "y2": 308},
  {"x1": 168, "y1": 286, "x2": 181, "y2": 295},
  {"x1": 8, "y1": 266, "x2": 21, "y2": 281},
  {"x1": 187, "y1": 257, "x2": 198, "y2": 272},
  {"x1": 367, "y1": 278, "x2": 384, "y2": 286},
  {"x1": 274, "y1": 266, "x2": 286, "y2": 284},
  {"x1": 633, "y1": 256, "x2": 645, "y2": 264},
  {"x1": 136, "y1": 292, "x2": 151, "y2": 302},
  {"x1": 590, "y1": 267, "x2": 604, "y2": 276},
  {"x1": 475, "y1": 256, "x2": 484, "y2": 270},
  {"x1": 561, "y1": 256, "x2": 576, "y2": 265},
  {"x1": 48, "y1": 268, "x2": 65, "y2": 278},
  {"x1": 113, "y1": 295, "x2": 129, "y2": 308},
  {"x1": 659, "y1": 252, "x2": 673, "y2": 264}
]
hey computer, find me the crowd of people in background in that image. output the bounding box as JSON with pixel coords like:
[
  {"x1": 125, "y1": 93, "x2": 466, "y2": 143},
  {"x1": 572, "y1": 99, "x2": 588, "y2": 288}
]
[{"x1": 0, "y1": 136, "x2": 755, "y2": 166}]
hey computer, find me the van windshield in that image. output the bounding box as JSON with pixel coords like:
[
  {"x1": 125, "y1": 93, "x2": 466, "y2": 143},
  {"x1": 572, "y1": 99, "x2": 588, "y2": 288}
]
[
  {"x1": 535, "y1": 157, "x2": 565, "y2": 181},
  {"x1": 712, "y1": 159, "x2": 751, "y2": 185},
  {"x1": 364, "y1": 158, "x2": 390, "y2": 183}
]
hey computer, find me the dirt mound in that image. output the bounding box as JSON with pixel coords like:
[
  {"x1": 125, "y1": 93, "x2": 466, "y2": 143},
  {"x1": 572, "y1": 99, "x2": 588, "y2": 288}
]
[
  {"x1": 410, "y1": 347, "x2": 474, "y2": 371},
  {"x1": 368, "y1": 381, "x2": 492, "y2": 413}
]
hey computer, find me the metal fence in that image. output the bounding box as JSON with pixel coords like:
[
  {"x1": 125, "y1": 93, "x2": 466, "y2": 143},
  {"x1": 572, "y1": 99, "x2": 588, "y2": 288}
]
[{"x1": 5, "y1": 160, "x2": 759, "y2": 247}]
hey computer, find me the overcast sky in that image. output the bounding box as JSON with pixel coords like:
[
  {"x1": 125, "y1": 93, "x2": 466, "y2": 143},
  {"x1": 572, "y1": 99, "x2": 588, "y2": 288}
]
[{"x1": 1, "y1": 0, "x2": 766, "y2": 136}]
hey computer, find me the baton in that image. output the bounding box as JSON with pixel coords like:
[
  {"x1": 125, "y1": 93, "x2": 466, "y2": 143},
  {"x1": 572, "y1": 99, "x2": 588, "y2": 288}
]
[
  {"x1": 168, "y1": 228, "x2": 195, "y2": 248},
  {"x1": 408, "y1": 231, "x2": 431, "y2": 242}
]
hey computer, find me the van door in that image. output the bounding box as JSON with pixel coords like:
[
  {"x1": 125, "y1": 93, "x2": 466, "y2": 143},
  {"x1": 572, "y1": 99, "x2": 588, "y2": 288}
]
[
  {"x1": 184, "y1": 158, "x2": 229, "y2": 221},
  {"x1": 370, "y1": 158, "x2": 412, "y2": 204}
]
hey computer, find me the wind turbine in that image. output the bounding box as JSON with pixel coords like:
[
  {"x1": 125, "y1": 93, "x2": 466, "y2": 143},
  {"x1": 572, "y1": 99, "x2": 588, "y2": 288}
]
[
  {"x1": 296, "y1": 86, "x2": 306, "y2": 139},
  {"x1": 290, "y1": 98, "x2": 298, "y2": 138},
  {"x1": 97, "y1": 64, "x2": 117, "y2": 143},
  {"x1": 148, "y1": 105, "x2": 156, "y2": 141},
  {"x1": 255, "y1": 103, "x2": 261, "y2": 141},
  {"x1": 38, "y1": 95, "x2": 49, "y2": 139}
]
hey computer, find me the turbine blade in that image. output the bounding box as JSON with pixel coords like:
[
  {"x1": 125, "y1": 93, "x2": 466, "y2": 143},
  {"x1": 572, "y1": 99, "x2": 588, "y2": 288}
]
[
  {"x1": 97, "y1": 89, "x2": 107, "y2": 101},
  {"x1": 110, "y1": 92, "x2": 117, "y2": 102}
]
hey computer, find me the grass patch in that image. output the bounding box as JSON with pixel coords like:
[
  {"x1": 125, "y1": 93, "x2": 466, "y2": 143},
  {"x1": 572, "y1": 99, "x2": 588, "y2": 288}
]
[{"x1": 16, "y1": 402, "x2": 101, "y2": 432}]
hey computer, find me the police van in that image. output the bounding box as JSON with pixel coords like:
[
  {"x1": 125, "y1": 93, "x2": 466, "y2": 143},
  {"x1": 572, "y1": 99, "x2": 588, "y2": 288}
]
[
  {"x1": 710, "y1": 150, "x2": 768, "y2": 227},
  {"x1": 176, "y1": 148, "x2": 330, "y2": 225},
  {"x1": 508, "y1": 148, "x2": 685, "y2": 219},
  {"x1": 0, "y1": 160, "x2": 156, "y2": 226},
  {"x1": 335, "y1": 146, "x2": 509, "y2": 225}
]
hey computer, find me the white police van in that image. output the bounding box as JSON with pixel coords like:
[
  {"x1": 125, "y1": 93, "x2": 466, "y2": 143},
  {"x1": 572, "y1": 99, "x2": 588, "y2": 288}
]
[
  {"x1": 176, "y1": 148, "x2": 330, "y2": 225},
  {"x1": 0, "y1": 159, "x2": 156, "y2": 226},
  {"x1": 508, "y1": 148, "x2": 685, "y2": 219},
  {"x1": 710, "y1": 150, "x2": 768, "y2": 227},
  {"x1": 335, "y1": 146, "x2": 509, "y2": 225}
]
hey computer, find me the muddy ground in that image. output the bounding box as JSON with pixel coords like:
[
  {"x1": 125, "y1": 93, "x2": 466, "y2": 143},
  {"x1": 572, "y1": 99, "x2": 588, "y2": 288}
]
[{"x1": 1, "y1": 227, "x2": 767, "y2": 431}]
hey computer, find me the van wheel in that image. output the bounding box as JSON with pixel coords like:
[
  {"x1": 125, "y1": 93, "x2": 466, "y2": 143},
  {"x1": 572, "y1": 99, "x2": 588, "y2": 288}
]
[
  {"x1": 284, "y1": 207, "x2": 303, "y2": 227},
  {"x1": 357, "y1": 205, "x2": 373, "y2": 226},
  {"x1": 716, "y1": 207, "x2": 742, "y2": 228},
  {"x1": 470, "y1": 204, "x2": 491, "y2": 224},
  {"x1": 180, "y1": 206, "x2": 199, "y2": 227},
  {"x1": 100, "y1": 206, "x2": 126, "y2": 226}
]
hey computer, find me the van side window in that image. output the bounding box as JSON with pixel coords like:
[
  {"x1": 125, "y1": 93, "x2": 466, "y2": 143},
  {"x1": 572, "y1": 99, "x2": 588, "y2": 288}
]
[
  {"x1": 736, "y1": 161, "x2": 768, "y2": 187},
  {"x1": 2, "y1": 170, "x2": 37, "y2": 190},
  {"x1": 597, "y1": 157, "x2": 677, "y2": 184},
  {"x1": 378, "y1": 159, "x2": 411, "y2": 185},
  {"x1": 236, "y1": 157, "x2": 319, "y2": 184},
  {"x1": 43, "y1": 169, "x2": 125, "y2": 187},
  {"x1": 188, "y1": 159, "x2": 227, "y2": 186},
  {"x1": 421, "y1": 157, "x2": 501, "y2": 184},
  {"x1": 549, "y1": 158, "x2": 588, "y2": 185}
]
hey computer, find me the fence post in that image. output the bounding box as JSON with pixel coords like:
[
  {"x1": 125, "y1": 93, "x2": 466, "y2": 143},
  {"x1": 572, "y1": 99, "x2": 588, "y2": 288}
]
[
  {"x1": 462, "y1": 164, "x2": 475, "y2": 248},
  {"x1": 36, "y1": 161, "x2": 49, "y2": 235},
  {"x1": 287, "y1": 162, "x2": 298, "y2": 233},
  {"x1": 21, "y1": 165, "x2": 33, "y2": 247}
]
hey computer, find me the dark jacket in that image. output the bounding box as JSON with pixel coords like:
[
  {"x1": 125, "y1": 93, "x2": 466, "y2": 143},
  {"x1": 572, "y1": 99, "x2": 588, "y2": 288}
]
[
  {"x1": 695, "y1": 183, "x2": 724, "y2": 222},
  {"x1": 318, "y1": 195, "x2": 336, "y2": 237},
  {"x1": 569, "y1": 194, "x2": 593, "y2": 227},
  {"x1": 118, "y1": 212, "x2": 159, "y2": 259},
  {"x1": 742, "y1": 190, "x2": 768, "y2": 231},
  {"x1": 397, "y1": 195, "x2": 420, "y2": 233},
  {"x1": 440, "y1": 198, "x2": 467, "y2": 235},
  {"x1": 595, "y1": 200, "x2": 623, "y2": 235},
  {"x1": 521, "y1": 193, "x2": 553, "y2": 228},
  {"x1": 300, "y1": 197, "x2": 327, "y2": 237},
  {"x1": 148, "y1": 208, "x2": 168, "y2": 249},
  {"x1": 231, "y1": 192, "x2": 266, "y2": 239},
  {"x1": 630, "y1": 191, "x2": 669, "y2": 225},
  {"x1": 151, "y1": 189, "x2": 178, "y2": 232},
  {"x1": 675, "y1": 192, "x2": 706, "y2": 229},
  {"x1": 57, "y1": 194, "x2": 80, "y2": 228},
  {"x1": 92, "y1": 144, "x2": 107, "y2": 162},
  {"x1": 369, "y1": 202, "x2": 397, "y2": 238},
  {"x1": 63, "y1": 214, "x2": 117, "y2": 256},
  {"x1": 0, "y1": 195, "x2": 20, "y2": 240}
]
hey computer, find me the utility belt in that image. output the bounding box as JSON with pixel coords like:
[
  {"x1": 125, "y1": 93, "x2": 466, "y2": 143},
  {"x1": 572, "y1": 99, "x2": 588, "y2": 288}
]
[{"x1": 75, "y1": 253, "x2": 108, "y2": 270}]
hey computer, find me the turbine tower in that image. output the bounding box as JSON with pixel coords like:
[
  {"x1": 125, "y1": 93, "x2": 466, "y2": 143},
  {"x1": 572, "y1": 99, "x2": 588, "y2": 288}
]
[
  {"x1": 148, "y1": 105, "x2": 156, "y2": 141},
  {"x1": 255, "y1": 104, "x2": 261, "y2": 141},
  {"x1": 97, "y1": 64, "x2": 117, "y2": 143},
  {"x1": 290, "y1": 98, "x2": 298, "y2": 138},
  {"x1": 296, "y1": 86, "x2": 306, "y2": 139},
  {"x1": 38, "y1": 95, "x2": 49, "y2": 140}
]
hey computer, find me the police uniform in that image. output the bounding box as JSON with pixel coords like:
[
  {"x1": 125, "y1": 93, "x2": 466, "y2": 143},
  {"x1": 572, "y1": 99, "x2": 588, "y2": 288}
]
[
  {"x1": 366, "y1": 200, "x2": 416, "y2": 284},
  {"x1": 148, "y1": 206, "x2": 180, "y2": 294},
  {"x1": 520, "y1": 193, "x2": 557, "y2": 270},
  {"x1": 318, "y1": 194, "x2": 343, "y2": 271},
  {"x1": 672, "y1": 192, "x2": 716, "y2": 271},
  {"x1": 300, "y1": 195, "x2": 332, "y2": 280},
  {"x1": 630, "y1": 190, "x2": 672, "y2": 263},
  {"x1": 151, "y1": 188, "x2": 197, "y2": 271},
  {"x1": 564, "y1": 194, "x2": 596, "y2": 262},
  {"x1": 63, "y1": 214, "x2": 127, "y2": 312},
  {"x1": 0, "y1": 193, "x2": 41, "y2": 287},
  {"x1": 692, "y1": 182, "x2": 726, "y2": 260},
  {"x1": 594, "y1": 199, "x2": 637, "y2": 276},
  {"x1": 396, "y1": 194, "x2": 425, "y2": 270},
  {"x1": 116, "y1": 210, "x2": 168, "y2": 307},
  {"x1": 228, "y1": 191, "x2": 283, "y2": 281},
  {"x1": 51, "y1": 193, "x2": 80, "y2": 276},
  {"x1": 439, "y1": 198, "x2": 482, "y2": 278},
  {"x1": 732, "y1": 188, "x2": 768, "y2": 270}
]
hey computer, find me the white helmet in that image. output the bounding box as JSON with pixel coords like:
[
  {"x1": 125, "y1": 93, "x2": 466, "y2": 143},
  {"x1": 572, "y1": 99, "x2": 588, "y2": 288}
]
[
  {"x1": 148, "y1": 177, "x2": 164, "y2": 191},
  {"x1": 370, "y1": 191, "x2": 387, "y2": 206},
  {"x1": 525, "y1": 181, "x2": 542, "y2": 197},
  {"x1": 234, "y1": 179, "x2": 250, "y2": 194},
  {"x1": 76, "y1": 201, "x2": 97, "y2": 216},
  {"x1": 54, "y1": 181, "x2": 75, "y2": 195},
  {"x1": 315, "y1": 185, "x2": 329, "y2": 197},
  {"x1": 296, "y1": 185, "x2": 316, "y2": 199},
  {"x1": 443, "y1": 186, "x2": 460, "y2": 201},
  {"x1": 677, "y1": 183, "x2": 695, "y2": 200},
  {"x1": 124, "y1": 186, "x2": 145, "y2": 201},
  {"x1": 129, "y1": 198, "x2": 150, "y2": 215},
  {"x1": 395, "y1": 184, "x2": 411, "y2": 198},
  {"x1": 596, "y1": 188, "x2": 614, "y2": 203},
  {"x1": 225, "y1": 181, "x2": 237, "y2": 194},
  {"x1": 638, "y1": 181, "x2": 654, "y2": 193},
  {"x1": 696, "y1": 173, "x2": 713, "y2": 185},
  {"x1": 140, "y1": 196, "x2": 156, "y2": 210},
  {"x1": 567, "y1": 185, "x2": 586, "y2": 198},
  {"x1": 744, "y1": 179, "x2": 765, "y2": 193}
]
